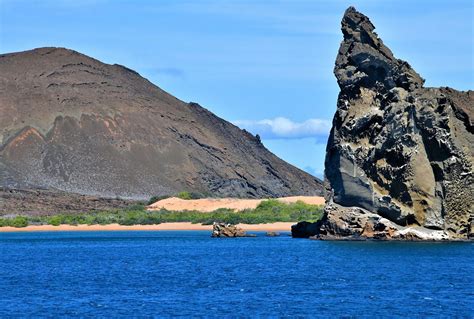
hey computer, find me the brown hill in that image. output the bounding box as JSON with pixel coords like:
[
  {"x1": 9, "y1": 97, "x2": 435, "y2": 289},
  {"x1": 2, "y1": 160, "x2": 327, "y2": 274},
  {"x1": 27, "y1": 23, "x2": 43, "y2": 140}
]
[{"x1": 0, "y1": 47, "x2": 322, "y2": 202}]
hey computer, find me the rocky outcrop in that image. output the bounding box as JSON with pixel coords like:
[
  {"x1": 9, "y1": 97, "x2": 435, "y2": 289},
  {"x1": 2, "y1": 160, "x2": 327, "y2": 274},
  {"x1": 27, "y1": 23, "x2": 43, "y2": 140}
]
[
  {"x1": 317, "y1": 202, "x2": 449, "y2": 240},
  {"x1": 211, "y1": 222, "x2": 250, "y2": 237},
  {"x1": 0, "y1": 48, "x2": 322, "y2": 207},
  {"x1": 291, "y1": 221, "x2": 321, "y2": 238},
  {"x1": 322, "y1": 7, "x2": 473, "y2": 240}
]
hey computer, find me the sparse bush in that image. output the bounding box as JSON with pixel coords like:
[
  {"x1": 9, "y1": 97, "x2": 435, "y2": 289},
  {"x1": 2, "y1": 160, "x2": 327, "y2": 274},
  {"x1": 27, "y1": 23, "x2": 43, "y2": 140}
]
[
  {"x1": 176, "y1": 191, "x2": 193, "y2": 200},
  {"x1": 147, "y1": 195, "x2": 171, "y2": 205},
  {"x1": 189, "y1": 192, "x2": 206, "y2": 199},
  {"x1": 126, "y1": 204, "x2": 146, "y2": 211},
  {"x1": 148, "y1": 192, "x2": 209, "y2": 203},
  {"x1": 176, "y1": 191, "x2": 206, "y2": 200}
]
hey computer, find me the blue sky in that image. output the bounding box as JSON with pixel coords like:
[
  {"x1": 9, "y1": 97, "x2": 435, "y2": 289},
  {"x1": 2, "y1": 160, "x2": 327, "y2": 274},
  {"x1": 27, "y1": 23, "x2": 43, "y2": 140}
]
[{"x1": 1, "y1": 0, "x2": 472, "y2": 178}]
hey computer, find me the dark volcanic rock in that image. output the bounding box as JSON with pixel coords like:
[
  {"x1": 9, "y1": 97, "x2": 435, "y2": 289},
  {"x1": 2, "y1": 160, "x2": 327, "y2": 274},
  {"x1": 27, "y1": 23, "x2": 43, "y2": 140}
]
[
  {"x1": 0, "y1": 47, "x2": 322, "y2": 206},
  {"x1": 322, "y1": 7, "x2": 473, "y2": 240},
  {"x1": 291, "y1": 221, "x2": 321, "y2": 238}
]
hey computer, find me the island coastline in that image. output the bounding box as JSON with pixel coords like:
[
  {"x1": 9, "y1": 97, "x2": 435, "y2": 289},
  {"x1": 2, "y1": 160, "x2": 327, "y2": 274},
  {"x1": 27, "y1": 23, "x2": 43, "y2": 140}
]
[{"x1": 0, "y1": 222, "x2": 295, "y2": 233}]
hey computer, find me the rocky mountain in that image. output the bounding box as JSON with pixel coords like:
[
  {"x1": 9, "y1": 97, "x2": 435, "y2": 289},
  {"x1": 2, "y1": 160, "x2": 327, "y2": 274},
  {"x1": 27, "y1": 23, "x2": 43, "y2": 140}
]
[
  {"x1": 320, "y1": 7, "x2": 473, "y2": 240},
  {"x1": 0, "y1": 47, "x2": 322, "y2": 205}
]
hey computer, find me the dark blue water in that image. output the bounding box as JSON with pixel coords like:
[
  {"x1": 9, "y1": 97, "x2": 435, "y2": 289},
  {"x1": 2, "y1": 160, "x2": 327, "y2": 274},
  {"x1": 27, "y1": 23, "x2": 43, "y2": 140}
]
[{"x1": 0, "y1": 231, "x2": 473, "y2": 317}]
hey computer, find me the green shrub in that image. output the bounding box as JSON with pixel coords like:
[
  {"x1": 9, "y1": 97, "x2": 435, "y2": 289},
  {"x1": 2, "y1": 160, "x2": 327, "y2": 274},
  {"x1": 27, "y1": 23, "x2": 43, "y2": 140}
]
[
  {"x1": 48, "y1": 215, "x2": 62, "y2": 226},
  {"x1": 176, "y1": 191, "x2": 193, "y2": 200},
  {"x1": 10, "y1": 216, "x2": 29, "y2": 228},
  {"x1": 126, "y1": 204, "x2": 146, "y2": 211}
]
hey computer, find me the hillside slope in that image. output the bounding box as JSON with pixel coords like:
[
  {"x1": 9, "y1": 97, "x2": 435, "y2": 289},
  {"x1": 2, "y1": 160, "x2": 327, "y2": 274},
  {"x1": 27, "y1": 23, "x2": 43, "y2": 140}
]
[{"x1": 0, "y1": 48, "x2": 322, "y2": 201}]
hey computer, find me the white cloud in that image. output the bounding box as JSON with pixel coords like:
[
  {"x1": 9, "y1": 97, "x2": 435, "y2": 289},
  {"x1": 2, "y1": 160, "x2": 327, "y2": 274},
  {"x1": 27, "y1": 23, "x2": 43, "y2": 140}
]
[{"x1": 233, "y1": 117, "x2": 331, "y2": 142}]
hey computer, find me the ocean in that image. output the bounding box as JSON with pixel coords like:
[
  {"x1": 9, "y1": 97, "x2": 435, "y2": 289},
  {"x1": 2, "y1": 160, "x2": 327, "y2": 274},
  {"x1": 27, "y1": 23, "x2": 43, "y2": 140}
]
[{"x1": 0, "y1": 231, "x2": 472, "y2": 317}]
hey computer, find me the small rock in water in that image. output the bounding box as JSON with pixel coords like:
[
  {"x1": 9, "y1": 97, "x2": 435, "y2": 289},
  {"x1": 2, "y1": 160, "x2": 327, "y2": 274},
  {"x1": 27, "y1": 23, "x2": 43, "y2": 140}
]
[
  {"x1": 211, "y1": 222, "x2": 248, "y2": 237},
  {"x1": 266, "y1": 232, "x2": 280, "y2": 237}
]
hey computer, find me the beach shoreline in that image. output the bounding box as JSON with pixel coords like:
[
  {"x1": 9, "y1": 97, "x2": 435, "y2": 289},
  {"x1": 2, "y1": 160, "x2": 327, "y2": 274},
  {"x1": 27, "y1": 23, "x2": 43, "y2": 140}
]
[{"x1": 0, "y1": 222, "x2": 295, "y2": 233}]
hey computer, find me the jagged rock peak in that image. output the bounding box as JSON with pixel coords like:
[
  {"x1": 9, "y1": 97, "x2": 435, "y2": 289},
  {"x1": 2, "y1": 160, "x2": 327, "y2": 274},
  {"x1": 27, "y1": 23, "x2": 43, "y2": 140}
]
[
  {"x1": 322, "y1": 8, "x2": 473, "y2": 241},
  {"x1": 335, "y1": 7, "x2": 424, "y2": 92}
]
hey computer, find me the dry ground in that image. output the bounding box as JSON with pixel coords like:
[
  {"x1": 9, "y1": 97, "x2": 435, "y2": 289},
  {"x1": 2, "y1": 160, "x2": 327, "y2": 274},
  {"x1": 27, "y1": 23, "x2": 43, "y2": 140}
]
[{"x1": 147, "y1": 196, "x2": 325, "y2": 212}]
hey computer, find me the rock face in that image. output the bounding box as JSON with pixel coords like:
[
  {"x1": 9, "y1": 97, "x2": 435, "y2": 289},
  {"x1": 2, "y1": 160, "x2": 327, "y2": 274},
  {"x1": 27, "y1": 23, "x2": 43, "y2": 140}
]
[
  {"x1": 291, "y1": 221, "x2": 322, "y2": 238},
  {"x1": 0, "y1": 48, "x2": 322, "y2": 203},
  {"x1": 319, "y1": 202, "x2": 450, "y2": 241},
  {"x1": 211, "y1": 222, "x2": 249, "y2": 237},
  {"x1": 322, "y1": 7, "x2": 473, "y2": 240}
]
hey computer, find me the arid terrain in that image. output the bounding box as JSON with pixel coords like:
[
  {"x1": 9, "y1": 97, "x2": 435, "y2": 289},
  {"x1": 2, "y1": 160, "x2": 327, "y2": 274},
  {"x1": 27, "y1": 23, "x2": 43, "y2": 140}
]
[
  {"x1": 0, "y1": 47, "x2": 322, "y2": 214},
  {"x1": 0, "y1": 187, "x2": 136, "y2": 216},
  {"x1": 147, "y1": 196, "x2": 324, "y2": 212}
]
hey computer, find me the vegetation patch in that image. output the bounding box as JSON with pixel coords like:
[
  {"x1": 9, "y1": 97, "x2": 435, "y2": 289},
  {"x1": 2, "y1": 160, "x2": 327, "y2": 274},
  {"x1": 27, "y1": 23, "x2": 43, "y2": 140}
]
[{"x1": 0, "y1": 200, "x2": 323, "y2": 228}]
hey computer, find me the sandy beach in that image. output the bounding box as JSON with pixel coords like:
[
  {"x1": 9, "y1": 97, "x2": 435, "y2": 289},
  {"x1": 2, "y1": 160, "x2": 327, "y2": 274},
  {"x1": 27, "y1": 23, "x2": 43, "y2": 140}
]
[
  {"x1": 0, "y1": 196, "x2": 324, "y2": 233},
  {"x1": 147, "y1": 196, "x2": 325, "y2": 212},
  {"x1": 0, "y1": 222, "x2": 295, "y2": 233}
]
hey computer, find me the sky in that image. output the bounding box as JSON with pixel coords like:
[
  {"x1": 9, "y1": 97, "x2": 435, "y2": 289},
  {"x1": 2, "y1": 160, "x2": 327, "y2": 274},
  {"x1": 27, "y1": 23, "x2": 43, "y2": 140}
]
[{"x1": 0, "y1": 0, "x2": 472, "y2": 178}]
